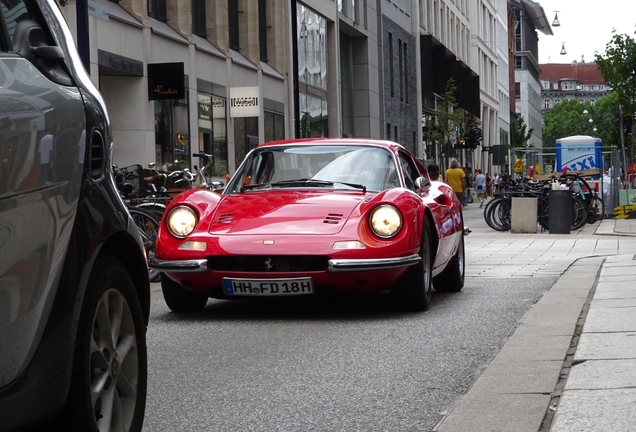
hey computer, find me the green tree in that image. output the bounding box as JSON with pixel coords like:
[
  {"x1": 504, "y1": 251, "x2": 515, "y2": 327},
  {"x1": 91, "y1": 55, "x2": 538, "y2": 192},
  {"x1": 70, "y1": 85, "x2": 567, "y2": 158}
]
[
  {"x1": 511, "y1": 116, "x2": 534, "y2": 149},
  {"x1": 542, "y1": 93, "x2": 620, "y2": 148},
  {"x1": 424, "y1": 78, "x2": 465, "y2": 167},
  {"x1": 595, "y1": 31, "x2": 636, "y2": 154}
]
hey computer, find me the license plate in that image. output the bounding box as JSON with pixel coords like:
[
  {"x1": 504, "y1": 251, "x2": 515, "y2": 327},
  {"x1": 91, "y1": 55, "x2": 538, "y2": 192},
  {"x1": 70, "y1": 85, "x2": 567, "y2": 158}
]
[{"x1": 222, "y1": 277, "x2": 314, "y2": 296}]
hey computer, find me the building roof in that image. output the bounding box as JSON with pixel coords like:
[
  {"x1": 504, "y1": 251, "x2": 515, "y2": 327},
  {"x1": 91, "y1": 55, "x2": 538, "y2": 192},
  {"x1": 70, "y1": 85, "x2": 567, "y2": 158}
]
[
  {"x1": 539, "y1": 63, "x2": 605, "y2": 84},
  {"x1": 520, "y1": 0, "x2": 553, "y2": 35}
]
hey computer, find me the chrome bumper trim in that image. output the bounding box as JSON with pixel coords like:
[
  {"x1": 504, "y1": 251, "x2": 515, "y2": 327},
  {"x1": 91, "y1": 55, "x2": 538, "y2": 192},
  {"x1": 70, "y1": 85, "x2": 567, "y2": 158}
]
[
  {"x1": 148, "y1": 258, "x2": 208, "y2": 272},
  {"x1": 328, "y1": 254, "x2": 421, "y2": 272}
]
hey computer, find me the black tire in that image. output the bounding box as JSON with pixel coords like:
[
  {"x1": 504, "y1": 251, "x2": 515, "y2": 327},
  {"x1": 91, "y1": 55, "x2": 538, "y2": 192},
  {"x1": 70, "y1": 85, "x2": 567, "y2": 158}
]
[
  {"x1": 392, "y1": 218, "x2": 433, "y2": 311},
  {"x1": 433, "y1": 232, "x2": 465, "y2": 292},
  {"x1": 587, "y1": 195, "x2": 606, "y2": 223},
  {"x1": 571, "y1": 196, "x2": 587, "y2": 230},
  {"x1": 49, "y1": 256, "x2": 147, "y2": 432},
  {"x1": 128, "y1": 207, "x2": 161, "y2": 282},
  {"x1": 484, "y1": 198, "x2": 511, "y2": 231},
  {"x1": 161, "y1": 273, "x2": 208, "y2": 313}
]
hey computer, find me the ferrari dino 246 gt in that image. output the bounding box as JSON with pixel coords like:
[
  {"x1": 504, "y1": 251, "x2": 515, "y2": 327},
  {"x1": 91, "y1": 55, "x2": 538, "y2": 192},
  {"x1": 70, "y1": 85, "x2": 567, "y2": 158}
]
[{"x1": 150, "y1": 139, "x2": 468, "y2": 312}]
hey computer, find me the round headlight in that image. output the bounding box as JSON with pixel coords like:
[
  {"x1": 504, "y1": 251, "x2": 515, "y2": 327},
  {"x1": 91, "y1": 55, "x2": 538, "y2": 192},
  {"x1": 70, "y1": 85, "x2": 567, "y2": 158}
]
[
  {"x1": 370, "y1": 205, "x2": 402, "y2": 238},
  {"x1": 167, "y1": 206, "x2": 198, "y2": 238}
]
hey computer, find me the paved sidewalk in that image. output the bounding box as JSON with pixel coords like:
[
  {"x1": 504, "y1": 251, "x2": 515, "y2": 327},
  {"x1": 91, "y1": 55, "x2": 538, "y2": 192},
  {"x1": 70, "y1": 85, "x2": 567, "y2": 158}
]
[{"x1": 433, "y1": 216, "x2": 636, "y2": 432}]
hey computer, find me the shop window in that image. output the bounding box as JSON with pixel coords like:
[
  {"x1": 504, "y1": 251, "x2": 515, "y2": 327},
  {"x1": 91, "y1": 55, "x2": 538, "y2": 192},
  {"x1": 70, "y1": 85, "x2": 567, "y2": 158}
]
[
  {"x1": 196, "y1": 94, "x2": 228, "y2": 177},
  {"x1": 154, "y1": 93, "x2": 190, "y2": 171},
  {"x1": 265, "y1": 111, "x2": 285, "y2": 142},
  {"x1": 234, "y1": 117, "x2": 258, "y2": 168},
  {"x1": 299, "y1": 93, "x2": 327, "y2": 138}
]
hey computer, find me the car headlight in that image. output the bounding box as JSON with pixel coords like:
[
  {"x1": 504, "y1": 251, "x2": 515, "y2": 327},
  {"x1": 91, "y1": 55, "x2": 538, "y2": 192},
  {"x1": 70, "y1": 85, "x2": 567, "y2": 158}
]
[
  {"x1": 369, "y1": 205, "x2": 402, "y2": 238},
  {"x1": 166, "y1": 206, "x2": 198, "y2": 238}
]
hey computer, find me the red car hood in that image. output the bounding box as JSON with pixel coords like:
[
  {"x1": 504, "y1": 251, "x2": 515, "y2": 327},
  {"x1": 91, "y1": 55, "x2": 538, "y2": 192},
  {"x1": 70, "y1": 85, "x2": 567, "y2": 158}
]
[{"x1": 207, "y1": 191, "x2": 365, "y2": 235}]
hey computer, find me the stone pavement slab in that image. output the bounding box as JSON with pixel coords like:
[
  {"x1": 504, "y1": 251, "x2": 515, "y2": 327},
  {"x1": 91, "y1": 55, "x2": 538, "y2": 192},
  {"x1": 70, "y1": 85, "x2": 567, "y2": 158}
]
[{"x1": 550, "y1": 388, "x2": 636, "y2": 432}]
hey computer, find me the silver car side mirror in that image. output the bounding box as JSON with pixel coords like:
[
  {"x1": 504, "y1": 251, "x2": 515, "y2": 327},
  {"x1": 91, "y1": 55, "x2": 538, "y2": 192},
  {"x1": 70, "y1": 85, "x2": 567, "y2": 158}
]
[{"x1": 415, "y1": 176, "x2": 431, "y2": 192}]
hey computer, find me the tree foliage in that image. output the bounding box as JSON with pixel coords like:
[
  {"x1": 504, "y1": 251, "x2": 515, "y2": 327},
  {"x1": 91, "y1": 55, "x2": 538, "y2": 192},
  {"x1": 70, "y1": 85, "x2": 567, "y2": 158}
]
[
  {"x1": 462, "y1": 114, "x2": 483, "y2": 149},
  {"x1": 595, "y1": 31, "x2": 636, "y2": 150},
  {"x1": 424, "y1": 79, "x2": 466, "y2": 158},
  {"x1": 511, "y1": 116, "x2": 534, "y2": 149},
  {"x1": 542, "y1": 93, "x2": 621, "y2": 148}
]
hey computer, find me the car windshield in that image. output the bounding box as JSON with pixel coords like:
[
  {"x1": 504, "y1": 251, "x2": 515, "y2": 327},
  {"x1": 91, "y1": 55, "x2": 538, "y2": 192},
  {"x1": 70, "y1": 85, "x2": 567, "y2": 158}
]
[{"x1": 225, "y1": 145, "x2": 400, "y2": 193}]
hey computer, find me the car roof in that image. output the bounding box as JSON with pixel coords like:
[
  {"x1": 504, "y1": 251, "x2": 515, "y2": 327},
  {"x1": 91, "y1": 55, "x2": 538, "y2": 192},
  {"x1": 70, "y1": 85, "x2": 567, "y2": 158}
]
[{"x1": 255, "y1": 138, "x2": 407, "y2": 153}]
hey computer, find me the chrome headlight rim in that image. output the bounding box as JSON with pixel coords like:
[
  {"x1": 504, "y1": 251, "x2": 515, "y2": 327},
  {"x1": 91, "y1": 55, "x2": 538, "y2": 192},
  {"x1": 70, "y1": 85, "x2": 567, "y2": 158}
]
[
  {"x1": 166, "y1": 205, "x2": 198, "y2": 239},
  {"x1": 369, "y1": 204, "x2": 403, "y2": 239}
]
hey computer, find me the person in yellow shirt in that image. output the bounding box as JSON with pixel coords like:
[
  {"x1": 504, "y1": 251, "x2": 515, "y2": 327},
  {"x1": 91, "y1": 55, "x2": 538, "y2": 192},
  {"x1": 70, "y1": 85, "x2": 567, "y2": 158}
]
[{"x1": 445, "y1": 158, "x2": 467, "y2": 207}]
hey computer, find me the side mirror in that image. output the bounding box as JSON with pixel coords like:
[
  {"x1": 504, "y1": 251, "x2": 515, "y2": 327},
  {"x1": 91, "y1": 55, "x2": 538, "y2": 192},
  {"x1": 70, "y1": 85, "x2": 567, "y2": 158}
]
[{"x1": 415, "y1": 176, "x2": 431, "y2": 192}]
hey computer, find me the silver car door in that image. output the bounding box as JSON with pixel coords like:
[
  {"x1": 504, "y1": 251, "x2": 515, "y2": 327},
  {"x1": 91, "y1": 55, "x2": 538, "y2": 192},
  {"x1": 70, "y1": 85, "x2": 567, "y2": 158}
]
[{"x1": 0, "y1": 0, "x2": 85, "y2": 388}]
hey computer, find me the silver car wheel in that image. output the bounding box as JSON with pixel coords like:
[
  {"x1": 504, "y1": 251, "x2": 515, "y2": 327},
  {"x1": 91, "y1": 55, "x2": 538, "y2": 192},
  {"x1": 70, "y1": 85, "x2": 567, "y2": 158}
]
[{"x1": 91, "y1": 288, "x2": 139, "y2": 432}]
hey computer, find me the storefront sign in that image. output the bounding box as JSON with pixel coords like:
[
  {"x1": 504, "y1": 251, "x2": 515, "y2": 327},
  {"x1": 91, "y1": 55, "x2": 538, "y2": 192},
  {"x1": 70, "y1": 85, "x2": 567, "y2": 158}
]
[
  {"x1": 88, "y1": 0, "x2": 109, "y2": 21},
  {"x1": 148, "y1": 63, "x2": 185, "y2": 100},
  {"x1": 230, "y1": 87, "x2": 260, "y2": 117},
  {"x1": 97, "y1": 50, "x2": 143, "y2": 76}
]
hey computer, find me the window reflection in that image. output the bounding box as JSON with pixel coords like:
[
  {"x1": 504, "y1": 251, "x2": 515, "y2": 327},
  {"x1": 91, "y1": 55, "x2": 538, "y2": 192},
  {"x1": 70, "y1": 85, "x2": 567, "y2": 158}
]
[
  {"x1": 300, "y1": 93, "x2": 327, "y2": 138},
  {"x1": 297, "y1": 4, "x2": 327, "y2": 90}
]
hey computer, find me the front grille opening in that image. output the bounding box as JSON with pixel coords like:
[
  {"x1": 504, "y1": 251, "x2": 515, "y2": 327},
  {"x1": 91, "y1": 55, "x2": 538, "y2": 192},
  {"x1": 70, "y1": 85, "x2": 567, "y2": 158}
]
[{"x1": 208, "y1": 255, "x2": 330, "y2": 272}]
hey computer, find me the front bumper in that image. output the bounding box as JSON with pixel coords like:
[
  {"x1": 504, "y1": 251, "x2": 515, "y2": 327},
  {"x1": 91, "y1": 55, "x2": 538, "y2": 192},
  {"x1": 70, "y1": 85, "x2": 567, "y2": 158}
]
[{"x1": 148, "y1": 254, "x2": 421, "y2": 273}]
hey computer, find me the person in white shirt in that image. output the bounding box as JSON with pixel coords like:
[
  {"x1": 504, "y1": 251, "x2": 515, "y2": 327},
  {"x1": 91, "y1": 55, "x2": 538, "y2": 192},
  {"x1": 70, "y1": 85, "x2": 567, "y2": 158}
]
[{"x1": 473, "y1": 169, "x2": 487, "y2": 207}]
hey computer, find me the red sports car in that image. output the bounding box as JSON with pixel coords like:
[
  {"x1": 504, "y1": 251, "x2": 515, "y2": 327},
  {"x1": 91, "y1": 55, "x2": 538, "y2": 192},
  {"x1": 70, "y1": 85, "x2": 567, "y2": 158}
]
[{"x1": 150, "y1": 139, "x2": 467, "y2": 312}]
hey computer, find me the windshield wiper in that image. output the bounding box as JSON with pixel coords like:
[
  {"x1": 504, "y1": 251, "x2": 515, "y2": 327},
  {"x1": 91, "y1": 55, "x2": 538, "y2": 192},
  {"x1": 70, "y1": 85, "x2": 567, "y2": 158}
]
[
  {"x1": 262, "y1": 179, "x2": 367, "y2": 193},
  {"x1": 334, "y1": 182, "x2": 366, "y2": 192},
  {"x1": 270, "y1": 179, "x2": 334, "y2": 187}
]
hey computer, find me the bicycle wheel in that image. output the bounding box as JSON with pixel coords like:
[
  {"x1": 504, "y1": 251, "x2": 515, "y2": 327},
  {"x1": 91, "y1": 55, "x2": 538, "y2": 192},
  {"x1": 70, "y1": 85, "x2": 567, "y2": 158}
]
[
  {"x1": 128, "y1": 207, "x2": 161, "y2": 282},
  {"x1": 537, "y1": 195, "x2": 550, "y2": 231},
  {"x1": 137, "y1": 200, "x2": 167, "y2": 220},
  {"x1": 587, "y1": 195, "x2": 606, "y2": 223},
  {"x1": 571, "y1": 195, "x2": 587, "y2": 230},
  {"x1": 484, "y1": 197, "x2": 511, "y2": 231}
]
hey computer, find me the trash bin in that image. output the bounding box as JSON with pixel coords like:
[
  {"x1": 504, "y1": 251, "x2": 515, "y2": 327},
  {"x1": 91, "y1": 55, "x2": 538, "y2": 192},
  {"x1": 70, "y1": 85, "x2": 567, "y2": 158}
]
[{"x1": 548, "y1": 190, "x2": 572, "y2": 234}]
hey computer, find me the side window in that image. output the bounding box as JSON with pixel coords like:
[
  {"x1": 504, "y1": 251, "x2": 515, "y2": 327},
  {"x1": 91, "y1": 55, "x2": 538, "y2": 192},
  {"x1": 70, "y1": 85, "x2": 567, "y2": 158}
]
[
  {"x1": 398, "y1": 152, "x2": 419, "y2": 192},
  {"x1": 1, "y1": 0, "x2": 32, "y2": 47}
]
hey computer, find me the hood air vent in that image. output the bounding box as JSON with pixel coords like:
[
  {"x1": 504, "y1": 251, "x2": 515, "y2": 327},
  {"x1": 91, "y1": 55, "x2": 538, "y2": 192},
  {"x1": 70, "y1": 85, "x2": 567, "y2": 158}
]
[
  {"x1": 323, "y1": 213, "x2": 344, "y2": 224},
  {"x1": 217, "y1": 214, "x2": 234, "y2": 224}
]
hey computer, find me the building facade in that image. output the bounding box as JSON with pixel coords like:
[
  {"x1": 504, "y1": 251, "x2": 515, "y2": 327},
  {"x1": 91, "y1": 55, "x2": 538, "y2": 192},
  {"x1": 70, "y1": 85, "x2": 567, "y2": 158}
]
[
  {"x1": 58, "y1": 0, "x2": 547, "y2": 176},
  {"x1": 539, "y1": 61, "x2": 611, "y2": 113},
  {"x1": 511, "y1": 0, "x2": 552, "y2": 148},
  {"x1": 62, "y1": 0, "x2": 289, "y2": 175}
]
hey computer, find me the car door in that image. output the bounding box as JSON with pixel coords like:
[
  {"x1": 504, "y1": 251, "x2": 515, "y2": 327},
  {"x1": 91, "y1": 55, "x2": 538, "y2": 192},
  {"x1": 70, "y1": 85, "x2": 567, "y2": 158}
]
[
  {"x1": 398, "y1": 150, "x2": 456, "y2": 270},
  {"x1": 0, "y1": 0, "x2": 85, "y2": 388}
]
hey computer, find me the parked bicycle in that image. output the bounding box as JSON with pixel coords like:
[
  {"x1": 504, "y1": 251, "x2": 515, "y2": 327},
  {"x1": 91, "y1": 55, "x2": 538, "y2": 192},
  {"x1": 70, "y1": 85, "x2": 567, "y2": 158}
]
[{"x1": 483, "y1": 175, "x2": 590, "y2": 232}]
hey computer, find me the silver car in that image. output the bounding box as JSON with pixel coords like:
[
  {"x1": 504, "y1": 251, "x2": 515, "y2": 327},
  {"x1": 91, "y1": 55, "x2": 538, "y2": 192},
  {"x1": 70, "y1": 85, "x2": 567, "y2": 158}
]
[{"x1": 0, "y1": 0, "x2": 150, "y2": 430}]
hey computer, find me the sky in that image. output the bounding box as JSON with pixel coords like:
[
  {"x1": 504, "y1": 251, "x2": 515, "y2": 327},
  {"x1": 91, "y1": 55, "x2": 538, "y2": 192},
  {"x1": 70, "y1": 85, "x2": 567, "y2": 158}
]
[{"x1": 535, "y1": 0, "x2": 636, "y2": 64}]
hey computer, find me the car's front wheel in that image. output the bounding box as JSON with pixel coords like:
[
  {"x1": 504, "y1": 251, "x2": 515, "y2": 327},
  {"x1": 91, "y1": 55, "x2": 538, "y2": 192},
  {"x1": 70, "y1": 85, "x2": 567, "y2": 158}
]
[
  {"x1": 393, "y1": 218, "x2": 433, "y2": 311},
  {"x1": 50, "y1": 255, "x2": 147, "y2": 432},
  {"x1": 161, "y1": 274, "x2": 208, "y2": 313}
]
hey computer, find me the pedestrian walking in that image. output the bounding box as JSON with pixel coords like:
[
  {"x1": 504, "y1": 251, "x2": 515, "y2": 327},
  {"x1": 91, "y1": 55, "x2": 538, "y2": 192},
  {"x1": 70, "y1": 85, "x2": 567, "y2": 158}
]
[
  {"x1": 474, "y1": 169, "x2": 486, "y2": 207},
  {"x1": 445, "y1": 158, "x2": 467, "y2": 206},
  {"x1": 427, "y1": 164, "x2": 442, "y2": 181},
  {"x1": 493, "y1": 172, "x2": 502, "y2": 196},
  {"x1": 464, "y1": 167, "x2": 473, "y2": 204},
  {"x1": 485, "y1": 172, "x2": 492, "y2": 199}
]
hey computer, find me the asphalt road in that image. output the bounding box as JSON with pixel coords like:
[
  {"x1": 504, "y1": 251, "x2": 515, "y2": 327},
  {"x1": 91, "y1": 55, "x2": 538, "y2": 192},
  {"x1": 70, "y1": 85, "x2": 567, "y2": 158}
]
[{"x1": 143, "y1": 271, "x2": 555, "y2": 431}]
